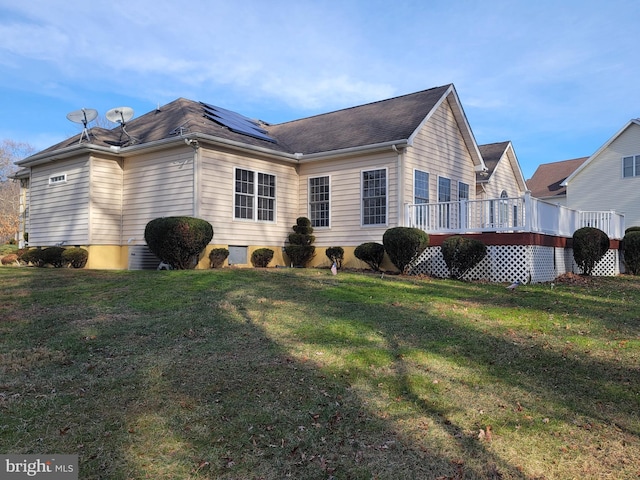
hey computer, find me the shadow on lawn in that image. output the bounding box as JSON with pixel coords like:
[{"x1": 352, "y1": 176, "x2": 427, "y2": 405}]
[{"x1": 3, "y1": 268, "x2": 639, "y2": 479}]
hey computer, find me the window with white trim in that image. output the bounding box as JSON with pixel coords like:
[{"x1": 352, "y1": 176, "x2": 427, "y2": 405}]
[
  {"x1": 414, "y1": 170, "x2": 429, "y2": 204},
  {"x1": 362, "y1": 168, "x2": 387, "y2": 225},
  {"x1": 49, "y1": 173, "x2": 67, "y2": 185},
  {"x1": 437, "y1": 176, "x2": 451, "y2": 228},
  {"x1": 234, "y1": 168, "x2": 276, "y2": 221},
  {"x1": 623, "y1": 155, "x2": 640, "y2": 178},
  {"x1": 309, "y1": 176, "x2": 330, "y2": 228}
]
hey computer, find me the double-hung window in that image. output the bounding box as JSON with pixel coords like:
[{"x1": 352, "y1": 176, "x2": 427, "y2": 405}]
[
  {"x1": 414, "y1": 170, "x2": 429, "y2": 226},
  {"x1": 234, "y1": 168, "x2": 276, "y2": 222},
  {"x1": 309, "y1": 176, "x2": 330, "y2": 228},
  {"x1": 623, "y1": 155, "x2": 640, "y2": 178},
  {"x1": 458, "y1": 181, "x2": 469, "y2": 229},
  {"x1": 362, "y1": 168, "x2": 387, "y2": 225},
  {"x1": 437, "y1": 176, "x2": 451, "y2": 228}
]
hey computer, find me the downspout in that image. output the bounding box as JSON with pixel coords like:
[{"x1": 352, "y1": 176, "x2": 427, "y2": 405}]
[
  {"x1": 392, "y1": 144, "x2": 405, "y2": 226},
  {"x1": 185, "y1": 138, "x2": 200, "y2": 217}
]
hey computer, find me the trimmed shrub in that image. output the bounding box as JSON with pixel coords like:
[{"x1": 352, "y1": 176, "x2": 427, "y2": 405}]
[
  {"x1": 251, "y1": 248, "x2": 274, "y2": 268},
  {"x1": 144, "y1": 216, "x2": 214, "y2": 270},
  {"x1": 382, "y1": 227, "x2": 429, "y2": 274},
  {"x1": 572, "y1": 227, "x2": 609, "y2": 276},
  {"x1": 354, "y1": 242, "x2": 385, "y2": 272},
  {"x1": 622, "y1": 231, "x2": 640, "y2": 275},
  {"x1": 441, "y1": 236, "x2": 487, "y2": 279},
  {"x1": 40, "y1": 247, "x2": 67, "y2": 268},
  {"x1": 284, "y1": 217, "x2": 315, "y2": 267},
  {"x1": 20, "y1": 249, "x2": 42, "y2": 266},
  {"x1": 325, "y1": 246, "x2": 344, "y2": 270},
  {"x1": 62, "y1": 247, "x2": 89, "y2": 268},
  {"x1": 209, "y1": 248, "x2": 229, "y2": 268},
  {"x1": 625, "y1": 226, "x2": 640, "y2": 235}
]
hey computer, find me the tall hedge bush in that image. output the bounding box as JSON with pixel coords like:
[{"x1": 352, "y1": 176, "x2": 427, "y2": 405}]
[
  {"x1": 382, "y1": 227, "x2": 429, "y2": 274},
  {"x1": 144, "y1": 216, "x2": 213, "y2": 270},
  {"x1": 623, "y1": 231, "x2": 640, "y2": 275},
  {"x1": 441, "y1": 236, "x2": 487, "y2": 279},
  {"x1": 572, "y1": 227, "x2": 609, "y2": 276},
  {"x1": 284, "y1": 217, "x2": 315, "y2": 267}
]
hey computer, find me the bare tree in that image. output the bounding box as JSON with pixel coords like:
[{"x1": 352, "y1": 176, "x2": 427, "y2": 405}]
[{"x1": 0, "y1": 140, "x2": 35, "y2": 243}]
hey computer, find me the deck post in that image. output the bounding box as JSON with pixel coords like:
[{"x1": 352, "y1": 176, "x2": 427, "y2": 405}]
[{"x1": 523, "y1": 191, "x2": 533, "y2": 232}]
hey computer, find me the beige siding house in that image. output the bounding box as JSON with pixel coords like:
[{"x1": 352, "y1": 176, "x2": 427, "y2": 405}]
[
  {"x1": 16, "y1": 84, "x2": 489, "y2": 269},
  {"x1": 563, "y1": 119, "x2": 640, "y2": 228}
]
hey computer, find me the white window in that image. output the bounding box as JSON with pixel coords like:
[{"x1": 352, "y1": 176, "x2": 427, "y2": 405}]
[
  {"x1": 234, "y1": 168, "x2": 276, "y2": 222},
  {"x1": 362, "y1": 168, "x2": 387, "y2": 225},
  {"x1": 414, "y1": 170, "x2": 429, "y2": 204},
  {"x1": 623, "y1": 155, "x2": 640, "y2": 178},
  {"x1": 309, "y1": 176, "x2": 330, "y2": 228},
  {"x1": 437, "y1": 176, "x2": 451, "y2": 228},
  {"x1": 49, "y1": 173, "x2": 67, "y2": 185},
  {"x1": 458, "y1": 181, "x2": 469, "y2": 201}
]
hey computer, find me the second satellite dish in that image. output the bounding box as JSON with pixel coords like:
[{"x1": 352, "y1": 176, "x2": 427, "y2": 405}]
[{"x1": 106, "y1": 106, "x2": 134, "y2": 125}]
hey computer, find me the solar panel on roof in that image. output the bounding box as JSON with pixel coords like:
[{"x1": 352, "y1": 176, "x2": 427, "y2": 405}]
[{"x1": 201, "y1": 102, "x2": 276, "y2": 143}]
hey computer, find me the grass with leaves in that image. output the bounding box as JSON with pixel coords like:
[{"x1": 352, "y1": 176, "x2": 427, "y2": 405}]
[{"x1": 0, "y1": 267, "x2": 639, "y2": 479}]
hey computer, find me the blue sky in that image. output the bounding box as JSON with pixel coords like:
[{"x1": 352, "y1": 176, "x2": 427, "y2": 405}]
[{"x1": 0, "y1": 0, "x2": 638, "y2": 178}]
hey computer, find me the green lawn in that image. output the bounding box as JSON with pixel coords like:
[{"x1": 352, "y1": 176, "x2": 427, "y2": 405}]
[{"x1": 1, "y1": 267, "x2": 639, "y2": 479}]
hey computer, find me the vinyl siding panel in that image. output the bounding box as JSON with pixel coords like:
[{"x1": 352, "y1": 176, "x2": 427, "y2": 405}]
[
  {"x1": 90, "y1": 157, "x2": 123, "y2": 244},
  {"x1": 199, "y1": 148, "x2": 299, "y2": 246},
  {"x1": 122, "y1": 147, "x2": 194, "y2": 244},
  {"x1": 29, "y1": 156, "x2": 90, "y2": 246},
  {"x1": 404, "y1": 98, "x2": 476, "y2": 204},
  {"x1": 481, "y1": 151, "x2": 525, "y2": 199},
  {"x1": 567, "y1": 123, "x2": 640, "y2": 227},
  {"x1": 299, "y1": 152, "x2": 397, "y2": 246}
]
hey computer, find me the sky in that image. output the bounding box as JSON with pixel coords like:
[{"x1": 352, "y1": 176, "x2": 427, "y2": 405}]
[{"x1": 0, "y1": 0, "x2": 638, "y2": 179}]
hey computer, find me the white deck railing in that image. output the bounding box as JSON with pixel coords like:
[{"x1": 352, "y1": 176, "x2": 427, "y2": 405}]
[{"x1": 406, "y1": 192, "x2": 625, "y2": 239}]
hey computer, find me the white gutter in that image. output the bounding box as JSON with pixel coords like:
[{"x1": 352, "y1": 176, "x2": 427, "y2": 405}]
[{"x1": 17, "y1": 132, "x2": 411, "y2": 167}]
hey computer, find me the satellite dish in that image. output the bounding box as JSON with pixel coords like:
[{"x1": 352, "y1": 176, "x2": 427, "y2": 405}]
[
  {"x1": 106, "y1": 106, "x2": 134, "y2": 125},
  {"x1": 66, "y1": 108, "x2": 98, "y2": 143},
  {"x1": 66, "y1": 108, "x2": 98, "y2": 126}
]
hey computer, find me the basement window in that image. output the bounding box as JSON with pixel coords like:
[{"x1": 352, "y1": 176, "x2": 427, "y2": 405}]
[{"x1": 49, "y1": 173, "x2": 67, "y2": 185}]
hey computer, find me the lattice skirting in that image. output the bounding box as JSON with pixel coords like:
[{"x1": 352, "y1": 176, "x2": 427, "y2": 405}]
[{"x1": 412, "y1": 245, "x2": 620, "y2": 283}]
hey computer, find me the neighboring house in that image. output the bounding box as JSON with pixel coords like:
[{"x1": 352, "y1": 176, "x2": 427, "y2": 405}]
[
  {"x1": 563, "y1": 119, "x2": 640, "y2": 228},
  {"x1": 15, "y1": 84, "x2": 488, "y2": 269},
  {"x1": 527, "y1": 157, "x2": 587, "y2": 206}
]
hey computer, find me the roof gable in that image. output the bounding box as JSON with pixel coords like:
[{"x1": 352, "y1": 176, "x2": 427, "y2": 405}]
[
  {"x1": 477, "y1": 141, "x2": 527, "y2": 191},
  {"x1": 562, "y1": 119, "x2": 640, "y2": 185}
]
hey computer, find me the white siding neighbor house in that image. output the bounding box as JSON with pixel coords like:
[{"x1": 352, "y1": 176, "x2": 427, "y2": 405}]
[{"x1": 563, "y1": 119, "x2": 640, "y2": 229}]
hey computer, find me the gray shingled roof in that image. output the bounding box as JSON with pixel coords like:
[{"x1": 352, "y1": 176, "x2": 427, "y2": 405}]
[
  {"x1": 477, "y1": 141, "x2": 510, "y2": 181},
  {"x1": 268, "y1": 84, "x2": 452, "y2": 154},
  {"x1": 29, "y1": 85, "x2": 454, "y2": 160}
]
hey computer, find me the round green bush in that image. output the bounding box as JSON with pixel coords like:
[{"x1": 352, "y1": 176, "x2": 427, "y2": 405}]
[
  {"x1": 20, "y1": 249, "x2": 41, "y2": 266},
  {"x1": 382, "y1": 227, "x2": 429, "y2": 274},
  {"x1": 251, "y1": 248, "x2": 274, "y2": 268},
  {"x1": 144, "y1": 217, "x2": 213, "y2": 270},
  {"x1": 354, "y1": 242, "x2": 385, "y2": 271},
  {"x1": 441, "y1": 236, "x2": 487, "y2": 279},
  {"x1": 625, "y1": 226, "x2": 640, "y2": 235},
  {"x1": 623, "y1": 231, "x2": 640, "y2": 275},
  {"x1": 572, "y1": 227, "x2": 609, "y2": 276},
  {"x1": 209, "y1": 248, "x2": 229, "y2": 268},
  {"x1": 62, "y1": 247, "x2": 89, "y2": 268}
]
